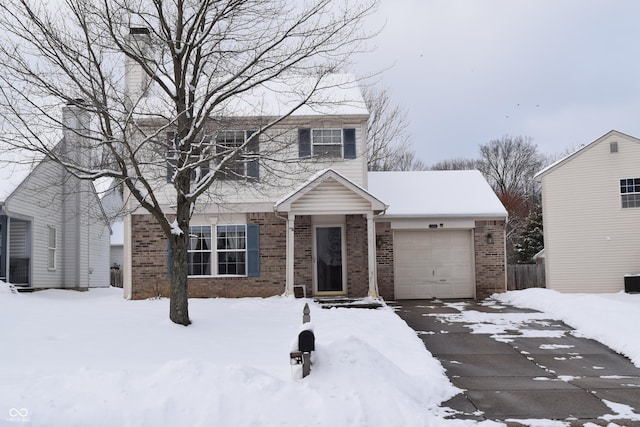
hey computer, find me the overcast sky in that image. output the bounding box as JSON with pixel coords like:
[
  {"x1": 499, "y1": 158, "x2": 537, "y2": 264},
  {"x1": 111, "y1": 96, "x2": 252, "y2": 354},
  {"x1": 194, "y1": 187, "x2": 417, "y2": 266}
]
[{"x1": 352, "y1": 0, "x2": 640, "y2": 166}]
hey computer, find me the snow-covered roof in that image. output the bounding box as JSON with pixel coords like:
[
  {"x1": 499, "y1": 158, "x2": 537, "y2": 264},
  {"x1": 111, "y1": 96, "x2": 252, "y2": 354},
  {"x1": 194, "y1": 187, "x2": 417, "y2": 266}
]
[
  {"x1": 136, "y1": 73, "x2": 368, "y2": 120},
  {"x1": 368, "y1": 170, "x2": 507, "y2": 218},
  {"x1": 111, "y1": 220, "x2": 124, "y2": 246}
]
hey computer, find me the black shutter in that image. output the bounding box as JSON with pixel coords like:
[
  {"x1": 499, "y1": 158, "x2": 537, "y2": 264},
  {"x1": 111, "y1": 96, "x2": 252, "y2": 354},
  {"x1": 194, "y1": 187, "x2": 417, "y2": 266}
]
[
  {"x1": 247, "y1": 224, "x2": 260, "y2": 277},
  {"x1": 298, "y1": 128, "x2": 311, "y2": 157},
  {"x1": 343, "y1": 128, "x2": 356, "y2": 159},
  {"x1": 246, "y1": 130, "x2": 259, "y2": 179}
]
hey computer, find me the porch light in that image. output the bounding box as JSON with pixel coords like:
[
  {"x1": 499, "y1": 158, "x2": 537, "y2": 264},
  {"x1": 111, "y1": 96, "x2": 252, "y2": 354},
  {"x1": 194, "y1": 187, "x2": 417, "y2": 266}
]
[{"x1": 486, "y1": 233, "x2": 494, "y2": 244}]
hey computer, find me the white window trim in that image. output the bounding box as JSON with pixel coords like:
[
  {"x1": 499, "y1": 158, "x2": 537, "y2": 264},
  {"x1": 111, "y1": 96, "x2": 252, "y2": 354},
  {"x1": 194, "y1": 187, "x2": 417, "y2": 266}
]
[
  {"x1": 47, "y1": 226, "x2": 56, "y2": 271},
  {"x1": 187, "y1": 224, "x2": 248, "y2": 277},
  {"x1": 620, "y1": 178, "x2": 640, "y2": 209},
  {"x1": 311, "y1": 128, "x2": 343, "y2": 158}
]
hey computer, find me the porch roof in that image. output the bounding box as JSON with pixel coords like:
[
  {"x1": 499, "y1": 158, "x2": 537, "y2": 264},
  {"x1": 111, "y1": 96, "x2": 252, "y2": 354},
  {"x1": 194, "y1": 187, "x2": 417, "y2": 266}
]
[{"x1": 274, "y1": 169, "x2": 387, "y2": 215}]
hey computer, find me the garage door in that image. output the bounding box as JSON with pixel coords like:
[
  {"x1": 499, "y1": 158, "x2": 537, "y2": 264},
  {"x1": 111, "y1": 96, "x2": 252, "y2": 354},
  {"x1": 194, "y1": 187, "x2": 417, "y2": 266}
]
[{"x1": 394, "y1": 230, "x2": 474, "y2": 299}]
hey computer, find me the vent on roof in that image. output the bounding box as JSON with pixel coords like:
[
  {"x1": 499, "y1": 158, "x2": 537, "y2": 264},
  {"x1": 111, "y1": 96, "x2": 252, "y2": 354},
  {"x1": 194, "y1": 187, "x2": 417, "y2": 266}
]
[{"x1": 610, "y1": 141, "x2": 618, "y2": 153}]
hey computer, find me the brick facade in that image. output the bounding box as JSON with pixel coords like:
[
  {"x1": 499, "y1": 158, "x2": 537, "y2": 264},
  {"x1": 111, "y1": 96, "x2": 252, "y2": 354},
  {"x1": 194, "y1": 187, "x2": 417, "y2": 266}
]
[
  {"x1": 474, "y1": 220, "x2": 507, "y2": 299},
  {"x1": 129, "y1": 213, "x2": 505, "y2": 301},
  {"x1": 130, "y1": 212, "x2": 287, "y2": 299},
  {"x1": 345, "y1": 215, "x2": 369, "y2": 298},
  {"x1": 375, "y1": 222, "x2": 394, "y2": 300}
]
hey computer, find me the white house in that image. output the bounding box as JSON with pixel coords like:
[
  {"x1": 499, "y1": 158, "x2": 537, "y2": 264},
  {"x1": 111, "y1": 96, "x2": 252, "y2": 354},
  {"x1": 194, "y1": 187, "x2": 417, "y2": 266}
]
[
  {"x1": 0, "y1": 104, "x2": 111, "y2": 289},
  {"x1": 535, "y1": 130, "x2": 640, "y2": 293}
]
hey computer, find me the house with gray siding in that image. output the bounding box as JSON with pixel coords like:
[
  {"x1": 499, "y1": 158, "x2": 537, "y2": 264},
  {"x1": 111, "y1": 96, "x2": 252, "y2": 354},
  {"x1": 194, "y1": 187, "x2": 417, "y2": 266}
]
[
  {"x1": 0, "y1": 105, "x2": 111, "y2": 289},
  {"x1": 535, "y1": 130, "x2": 640, "y2": 293}
]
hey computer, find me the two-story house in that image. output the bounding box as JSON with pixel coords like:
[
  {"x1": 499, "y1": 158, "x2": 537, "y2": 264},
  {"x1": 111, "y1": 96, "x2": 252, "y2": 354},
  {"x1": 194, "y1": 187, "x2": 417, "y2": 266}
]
[
  {"x1": 535, "y1": 130, "x2": 640, "y2": 293},
  {"x1": 120, "y1": 31, "x2": 507, "y2": 301}
]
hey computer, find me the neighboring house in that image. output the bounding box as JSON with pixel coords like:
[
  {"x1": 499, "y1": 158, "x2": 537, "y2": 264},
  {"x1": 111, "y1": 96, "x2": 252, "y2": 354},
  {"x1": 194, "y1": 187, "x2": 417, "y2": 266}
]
[
  {"x1": 0, "y1": 104, "x2": 111, "y2": 289},
  {"x1": 535, "y1": 130, "x2": 640, "y2": 293},
  {"x1": 99, "y1": 181, "x2": 125, "y2": 269}
]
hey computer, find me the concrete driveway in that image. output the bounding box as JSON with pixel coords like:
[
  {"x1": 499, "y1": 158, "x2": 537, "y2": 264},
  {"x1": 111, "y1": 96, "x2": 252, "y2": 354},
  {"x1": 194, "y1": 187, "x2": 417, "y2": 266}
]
[{"x1": 394, "y1": 299, "x2": 640, "y2": 426}]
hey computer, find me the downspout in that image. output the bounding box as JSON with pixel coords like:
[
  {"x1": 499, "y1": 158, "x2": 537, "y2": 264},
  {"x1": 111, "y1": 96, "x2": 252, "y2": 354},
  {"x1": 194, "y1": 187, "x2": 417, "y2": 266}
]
[
  {"x1": 273, "y1": 207, "x2": 292, "y2": 296},
  {"x1": 369, "y1": 205, "x2": 388, "y2": 299}
]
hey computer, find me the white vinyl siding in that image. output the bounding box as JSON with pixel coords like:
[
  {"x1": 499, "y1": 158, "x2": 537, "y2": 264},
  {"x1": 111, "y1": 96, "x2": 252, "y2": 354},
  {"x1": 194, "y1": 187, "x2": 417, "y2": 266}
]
[
  {"x1": 289, "y1": 178, "x2": 373, "y2": 214},
  {"x1": 394, "y1": 230, "x2": 474, "y2": 299},
  {"x1": 540, "y1": 133, "x2": 640, "y2": 292},
  {"x1": 145, "y1": 118, "x2": 369, "y2": 209}
]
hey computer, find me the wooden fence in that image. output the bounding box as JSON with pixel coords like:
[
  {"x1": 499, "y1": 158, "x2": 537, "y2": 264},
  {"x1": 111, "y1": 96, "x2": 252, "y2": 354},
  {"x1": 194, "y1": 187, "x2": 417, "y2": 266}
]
[
  {"x1": 110, "y1": 269, "x2": 123, "y2": 288},
  {"x1": 507, "y1": 264, "x2": 546, "y2": 290}
]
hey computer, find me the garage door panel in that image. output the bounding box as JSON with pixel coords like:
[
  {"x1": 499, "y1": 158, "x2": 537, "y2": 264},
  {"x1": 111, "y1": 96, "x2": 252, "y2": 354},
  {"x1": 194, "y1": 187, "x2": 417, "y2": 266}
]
[{"x1": 394, "y1": 230, "x2": 473, "y2": 299}]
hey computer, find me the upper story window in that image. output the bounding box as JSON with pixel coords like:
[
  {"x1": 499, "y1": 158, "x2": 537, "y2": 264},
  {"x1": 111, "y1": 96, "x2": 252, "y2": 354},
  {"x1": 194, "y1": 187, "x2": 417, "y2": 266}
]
[
  {"x1": 620, "y1": 178, "x2": 640, "y2": 208},
  {"x1": 298, "y1": 128, "x2": 356, "y2": 159},
  {"x1": 166, "y1": 130, "x2": 258, "y2": 183}
]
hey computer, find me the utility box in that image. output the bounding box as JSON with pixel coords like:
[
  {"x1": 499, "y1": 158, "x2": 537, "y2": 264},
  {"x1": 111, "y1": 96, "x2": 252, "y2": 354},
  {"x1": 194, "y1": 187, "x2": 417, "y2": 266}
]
[{"x1": 624, "y1": 274, "x2": 640, "y2": 293}]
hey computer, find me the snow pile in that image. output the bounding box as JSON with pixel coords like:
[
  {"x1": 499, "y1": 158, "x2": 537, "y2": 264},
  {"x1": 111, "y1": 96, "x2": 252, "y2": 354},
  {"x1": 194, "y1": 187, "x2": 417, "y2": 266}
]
[
  {"x1": 0, "y1": 286, "x2": 475, "y2": 427},
  {"x1": 494, "y1": 288, "x2": 640, "y2": 367}
]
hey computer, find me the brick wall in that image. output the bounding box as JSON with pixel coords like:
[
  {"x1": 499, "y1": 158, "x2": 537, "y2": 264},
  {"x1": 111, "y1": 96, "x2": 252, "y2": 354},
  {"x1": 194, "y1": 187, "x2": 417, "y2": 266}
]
[
  {"x1": 130, "y1": 212, "x2": 287, "y2": 299},
  {"x1": 345, "y1": 214, "x2": 369, "y2": 298},
  {"x1": 375, "y1": 221, "x2": 394, "y2": 300},
  {"x1": 474, "y1": 220, "x2": 507, "y2": 299},
  {"x1": 293, "y1": 215, "x2": 313, "y2": 297}
]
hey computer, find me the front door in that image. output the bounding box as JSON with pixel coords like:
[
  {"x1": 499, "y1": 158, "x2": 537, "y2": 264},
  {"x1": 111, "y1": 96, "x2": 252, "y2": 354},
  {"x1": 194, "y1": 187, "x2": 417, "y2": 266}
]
[{"x1": 315, "y1": 226, "x2": 344, "y2": 293}]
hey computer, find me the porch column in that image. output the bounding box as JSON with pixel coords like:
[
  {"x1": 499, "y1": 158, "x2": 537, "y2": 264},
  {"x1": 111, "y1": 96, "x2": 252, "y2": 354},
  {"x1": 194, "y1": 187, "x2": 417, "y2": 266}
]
[
  {"x1": 366, "y1": 212, "x2": 378, "y2": 298},
  {"x1": 285, "y1": 212, "x2": 295, "y2": 296}
]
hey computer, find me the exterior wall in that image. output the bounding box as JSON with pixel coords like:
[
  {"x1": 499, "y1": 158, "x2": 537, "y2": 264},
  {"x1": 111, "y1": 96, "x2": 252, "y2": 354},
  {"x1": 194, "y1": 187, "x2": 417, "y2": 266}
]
[
  {"x1": 5, "y1": 159, "x2": 65, "y2": 287},
  {"x1": 293, "y1": 215, "x2": 313, "y2": 297},
  {"x1": 345, "y1": 214, "x2": 369, "y2": 298},
  {"x1": 130, "y1": 212, "x2": 287, "y2": 299},
  {"x1": 134, "y1": 116, "x2": 369, "y2": 212},
  {"x1": 375, "y1": 221, "x2": 394, "y2": 300},
  {"x1": 474, "y1": 220, "x2": 507, "y2": 299},
  {"x1": 540, "y1": 133, "x2": 640, "y2": 292}
]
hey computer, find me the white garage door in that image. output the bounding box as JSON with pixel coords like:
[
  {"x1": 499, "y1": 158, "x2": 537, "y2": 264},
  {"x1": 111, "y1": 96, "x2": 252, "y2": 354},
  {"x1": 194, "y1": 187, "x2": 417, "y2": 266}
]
[{"x1": 394, "y1": 230, "x2": 474, "y2": 299}]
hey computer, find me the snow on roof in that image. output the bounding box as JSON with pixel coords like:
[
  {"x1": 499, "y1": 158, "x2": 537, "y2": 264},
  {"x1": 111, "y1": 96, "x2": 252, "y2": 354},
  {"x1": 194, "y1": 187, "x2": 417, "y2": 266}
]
[
  {"x1": 135, "y1": 73, "x2": 368, "y2": 120},
  {"x1": 110, "y1": 220, "x2": 124, "y2": 246},
  {"x1": 368, "y1": 170, "x2": 507, "y2": 218}
]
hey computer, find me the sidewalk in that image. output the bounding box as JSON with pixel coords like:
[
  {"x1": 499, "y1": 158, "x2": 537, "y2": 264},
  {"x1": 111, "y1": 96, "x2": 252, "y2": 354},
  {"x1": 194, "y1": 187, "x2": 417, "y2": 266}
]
[{"x1": 394, "y1": 299, "x2": 640, "y2": 426}]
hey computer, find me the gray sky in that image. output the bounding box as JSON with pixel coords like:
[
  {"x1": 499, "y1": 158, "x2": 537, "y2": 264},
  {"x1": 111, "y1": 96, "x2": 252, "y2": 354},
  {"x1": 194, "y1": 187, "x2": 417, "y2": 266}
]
[{"x1": 353, "y1": 0, "x2": 640, "y2": 166}]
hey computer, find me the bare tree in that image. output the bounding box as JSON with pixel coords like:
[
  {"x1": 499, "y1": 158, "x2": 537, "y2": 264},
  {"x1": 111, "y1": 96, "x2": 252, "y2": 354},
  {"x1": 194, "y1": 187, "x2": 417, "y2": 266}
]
[
  {"x1": 0, "y1": 0, "x2": 377, "y2": 325},
  {"x1": 477, "y1": 135, "x2": 547, "y2": 262},
  {"x1": 362, "y1": 84, "x2": 425, "y2": 171},
  {"x1": 429, "y1": 157, "x2": 478, "y2": 170}
]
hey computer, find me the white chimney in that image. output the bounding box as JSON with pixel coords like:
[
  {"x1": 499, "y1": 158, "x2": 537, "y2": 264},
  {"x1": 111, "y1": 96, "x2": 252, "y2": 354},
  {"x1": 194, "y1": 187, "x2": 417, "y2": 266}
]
[
  {"x1": 61, "y1": 99, "x2": 92, "y2": 166},
  {"x1": 125, "y1": 27, "x2": 152, "y2": 106}
]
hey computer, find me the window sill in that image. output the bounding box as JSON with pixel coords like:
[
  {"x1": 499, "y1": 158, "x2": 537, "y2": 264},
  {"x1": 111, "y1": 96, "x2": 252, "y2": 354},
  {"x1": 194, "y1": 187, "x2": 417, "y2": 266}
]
[{"x1": 188, "y1": 275, "x2": 247, "y2": 278}]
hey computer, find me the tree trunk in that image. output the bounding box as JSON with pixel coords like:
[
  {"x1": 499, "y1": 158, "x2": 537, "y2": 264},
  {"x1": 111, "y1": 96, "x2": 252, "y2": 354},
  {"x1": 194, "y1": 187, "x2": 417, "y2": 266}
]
[{"x1": 169, "y1": 197, "x2": 191, "y2": 326}]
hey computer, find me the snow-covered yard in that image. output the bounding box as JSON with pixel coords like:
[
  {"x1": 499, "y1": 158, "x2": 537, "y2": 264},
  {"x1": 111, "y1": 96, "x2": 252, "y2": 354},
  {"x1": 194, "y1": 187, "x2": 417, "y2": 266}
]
[
  {"x1": 1, "y1": 284, "x2": 467, "y2": 427},
  {"x1": 3, "y1": 284, "x2": 639, "y2": 427}
]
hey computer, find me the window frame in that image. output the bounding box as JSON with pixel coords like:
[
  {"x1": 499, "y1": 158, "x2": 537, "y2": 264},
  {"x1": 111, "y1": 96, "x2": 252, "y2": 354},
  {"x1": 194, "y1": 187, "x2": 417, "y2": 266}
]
[
  {"x1": 216, "y1": 225, "x2": 247, "y2": 276},
  {"x1": 186, "y1": 224, "x2": 249, "y2": 277},
  {"x1": 620, "y1": 178, "x2": 640, "y2": 209},
  {"x1": 311, "y1": 128, "x2": 343, "y2": 159},
  {"x1": 47, "y1": 226, "x2": 56, "y2": 271}
]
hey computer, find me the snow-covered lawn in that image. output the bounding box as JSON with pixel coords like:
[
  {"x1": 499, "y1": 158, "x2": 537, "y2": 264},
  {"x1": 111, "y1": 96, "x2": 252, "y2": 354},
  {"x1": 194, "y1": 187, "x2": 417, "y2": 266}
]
[
  {"x1": 1, "y1": 285, "x2": 472, "y2": 427},
  {"x1": 495, "y1": 288, "x2": 640, "y2": 367}
]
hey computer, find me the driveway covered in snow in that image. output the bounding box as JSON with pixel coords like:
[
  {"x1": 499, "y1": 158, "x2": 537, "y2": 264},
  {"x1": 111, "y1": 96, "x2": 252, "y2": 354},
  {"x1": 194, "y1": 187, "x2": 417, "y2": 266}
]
[{"x1": 395, "y1": 299, "x2": 640, "y2": 426}]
